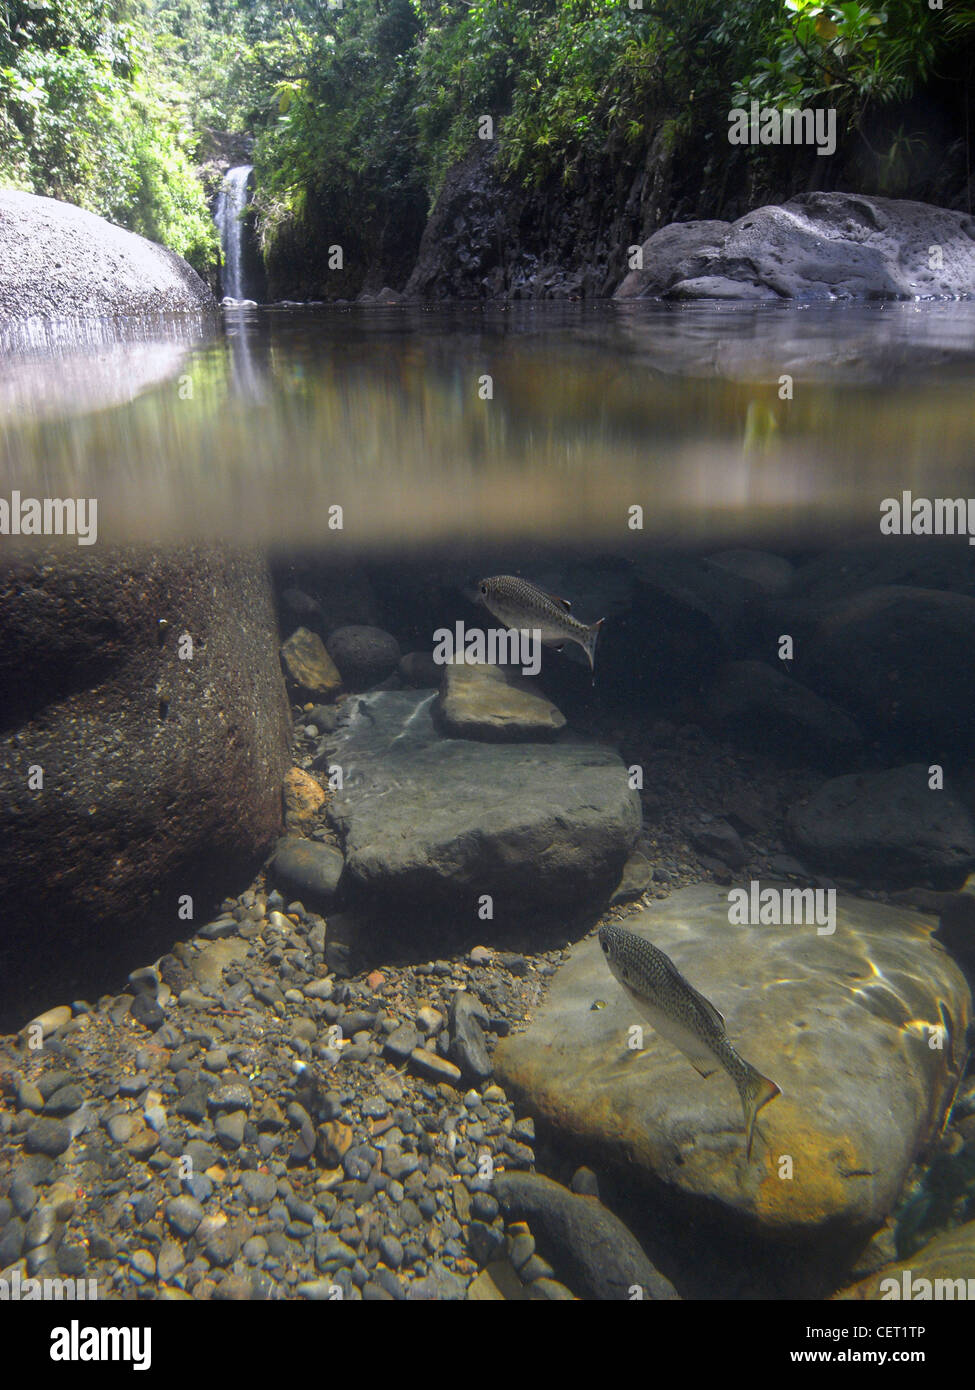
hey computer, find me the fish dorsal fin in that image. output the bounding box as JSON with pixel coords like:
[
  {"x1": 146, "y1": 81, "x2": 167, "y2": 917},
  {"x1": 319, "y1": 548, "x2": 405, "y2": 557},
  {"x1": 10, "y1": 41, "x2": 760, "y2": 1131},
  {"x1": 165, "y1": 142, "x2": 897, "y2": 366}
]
[
  {"x1": 545, "y1": 592, "x2": 572, "y2": 612},
  {"x1": 659, "y1": 950, "x2": 726, "y2": 1031}
]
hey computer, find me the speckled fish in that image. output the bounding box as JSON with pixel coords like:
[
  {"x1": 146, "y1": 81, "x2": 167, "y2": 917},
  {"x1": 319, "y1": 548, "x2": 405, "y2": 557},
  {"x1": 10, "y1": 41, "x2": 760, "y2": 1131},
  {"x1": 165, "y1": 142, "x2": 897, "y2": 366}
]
[
  {"x1": 598, "y1": 922, "x2": 781, "y2": 1158},
  {"x1": 474, "y1": 575, "x2": 603, "y2": 670}
]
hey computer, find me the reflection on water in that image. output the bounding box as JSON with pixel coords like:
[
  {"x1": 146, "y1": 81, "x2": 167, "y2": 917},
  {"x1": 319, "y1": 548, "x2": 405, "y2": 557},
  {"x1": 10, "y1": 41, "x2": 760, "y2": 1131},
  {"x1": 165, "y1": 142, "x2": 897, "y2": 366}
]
[{"x1": 2, "y1": 300, "x2": 975, "y2": 549}]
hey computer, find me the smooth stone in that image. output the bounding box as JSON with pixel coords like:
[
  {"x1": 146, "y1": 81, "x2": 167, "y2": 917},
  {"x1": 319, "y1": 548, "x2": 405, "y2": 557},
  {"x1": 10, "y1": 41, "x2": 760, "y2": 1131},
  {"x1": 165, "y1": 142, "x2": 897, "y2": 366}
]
[
  {"x1": 398, "y1": 652, "x2": 440, "y2": 687},
  {"x1": 493, "y1": 1173, "x2": 676, "y2": 1300},
  {"x1": 493, "y1": 884, "x2": 971, "y2": 1293},
  {"x1": 326, "y1": 625, "x2": 400, "y2": 691},
  {"x1": 835, "y1": 1219, "x2": 975, "y2": 1300},
  {"x1": 789, "y1": 764, "x2": 975, "y2": 887},
  {"x1": 166, "y1": 1195, "x2": 204, "y2": 1237},
  {"x1": 610, "y1": 849, "x2": 652, "y2": 905},
  {"x1": 384, "y1": 1022, "x2": 420, "y2": 1061},
  {"x1": 240, "y1": 1171, "x2": 278, "y2": 1212},
  {"x1": 447, "y1": 991, "x2": 492, "y2": 1082},
  {"x1": 26, "y1": 1006, "x2": 71, "y2": 1039},
  {"x1": 24, "y1": 1117, "x2": 71, "y2": 1157},
  {"x1": 272, "y1": 836, "x2": 344, "y2": 906},
  {"x1": 705, "y1": 661, "x2": 861, "y2": 766},
  {"x1": 410, "y1": 1049, "x2": 461, "y2": 1086},
  {"x1": 435, "y1": 664, "x2": 566, "y2": 742},
  {"x1": 214, "y1": 1111, "x2": 247, "y2": 1150},
  {"x1": 281, "y1": 627, "x2": 342, "y2": 697}
]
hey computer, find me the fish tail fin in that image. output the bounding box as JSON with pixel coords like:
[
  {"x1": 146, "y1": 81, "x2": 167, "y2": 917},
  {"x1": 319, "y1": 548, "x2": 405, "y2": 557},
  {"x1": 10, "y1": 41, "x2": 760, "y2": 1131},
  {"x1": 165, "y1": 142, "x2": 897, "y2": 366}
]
[
  {"x1": 741, "y1": 1066, "x2": 781, "y2": 1160},
  {"x1": 583, "y1": 617, "x2": 604, "y2": 672}
]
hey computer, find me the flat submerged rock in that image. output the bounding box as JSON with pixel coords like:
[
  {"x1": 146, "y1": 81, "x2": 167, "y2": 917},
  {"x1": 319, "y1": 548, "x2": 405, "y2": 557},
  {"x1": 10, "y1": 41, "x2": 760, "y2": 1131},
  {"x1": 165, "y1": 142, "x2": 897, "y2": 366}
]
[
  {"x1": 325, "y1": 689, "x2": 640, "y2": 915},
  {"x1": 494, "y1": 885, "x2": 971, "y2": 1259},
  {"x1": 435, "y1": 663, "x2": 567, "y2": 741}
]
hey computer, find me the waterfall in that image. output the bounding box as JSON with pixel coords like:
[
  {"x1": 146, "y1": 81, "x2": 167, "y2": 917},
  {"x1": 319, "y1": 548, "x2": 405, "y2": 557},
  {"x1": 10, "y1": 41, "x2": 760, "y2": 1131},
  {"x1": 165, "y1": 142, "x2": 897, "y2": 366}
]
[{"x1": 215, "y1": 165, "x2": 254, "y2": 302}]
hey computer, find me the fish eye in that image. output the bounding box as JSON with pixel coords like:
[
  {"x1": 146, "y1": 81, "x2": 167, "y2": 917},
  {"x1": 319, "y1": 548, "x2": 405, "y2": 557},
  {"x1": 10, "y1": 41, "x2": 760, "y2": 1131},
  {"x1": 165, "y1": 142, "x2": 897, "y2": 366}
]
[
  {"x1": 600, "y1": 940, "x2": 608, "y2": 954},
  {"x1": 479, "y1": 583, "x2": 488, "y2": 596}
]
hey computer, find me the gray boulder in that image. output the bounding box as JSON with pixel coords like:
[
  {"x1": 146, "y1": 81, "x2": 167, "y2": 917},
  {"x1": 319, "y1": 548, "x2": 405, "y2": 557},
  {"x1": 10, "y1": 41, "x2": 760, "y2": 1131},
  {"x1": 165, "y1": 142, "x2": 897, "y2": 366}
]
[
  {"x1": 614, "y1": 220, "x2": 734, "y2": 299},
  {"x1": 324, "y1": 690, "x2": 640, "y2": 917},
  {"x1": 705, "y1": 660, "x2": 862, "y2": 766},
  {"x1": 0, "y1": 191, "x2": 215, "y2": 346},
  {"x1": 620, "y1": 194, "x2": 975, "y2": 301},
  {"x1": 491, "y1": 1172, "x2": 678, "y2": 1300},
  {"x1": 789, "y1": 764, "x2": 975, "y2": 887},
  {"x1": 799, "y1": 585, "x2": 975, "y2": 755}
]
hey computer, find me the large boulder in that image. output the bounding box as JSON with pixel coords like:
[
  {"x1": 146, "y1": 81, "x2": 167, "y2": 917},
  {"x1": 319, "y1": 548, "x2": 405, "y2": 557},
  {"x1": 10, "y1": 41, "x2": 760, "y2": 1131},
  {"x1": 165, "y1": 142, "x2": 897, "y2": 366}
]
[
  {"x1": 788, "y1": 764, "x2": 975, "y2": 888},
  {"x1": 0, "y1": 191, "x2": 215, "y2": 347},
  {"x1": 324, "y1": 689, "x2": 640, "y2": 918},
  {"x1": 493, "y1": 885, "x2": 970, "y2": 1296},
  {"x1": 798, "y1": 586, "x2": 975, "y2": 756},
  {"x1": 619, "y1": 193, "x2": 975, "y2": 301},
  {"x1": 0, "y1": 547, "x2": 292, "y2": 1027},
  {"x1": 704, "y1": 660, "x2": 862, "y2": 767},
  {"x1": 835, "y1": 1220, "x2": 975, "y2": 1300}
]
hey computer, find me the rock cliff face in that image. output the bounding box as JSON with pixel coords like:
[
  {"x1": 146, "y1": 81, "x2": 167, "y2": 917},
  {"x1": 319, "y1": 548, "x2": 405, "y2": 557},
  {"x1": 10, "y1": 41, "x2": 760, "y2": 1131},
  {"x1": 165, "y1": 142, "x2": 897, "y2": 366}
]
[
  {"x1": 0, "y1": 190, "x2": 215, "y2": 347},
  {"x1": 403, "y1": 148, "x2": 975, "y2": 302}
]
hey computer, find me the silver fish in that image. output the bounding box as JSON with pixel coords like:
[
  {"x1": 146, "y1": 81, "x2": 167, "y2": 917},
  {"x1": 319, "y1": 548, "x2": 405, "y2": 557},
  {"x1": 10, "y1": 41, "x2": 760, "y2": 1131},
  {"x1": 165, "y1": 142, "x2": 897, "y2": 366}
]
[
  {"x1": 598, "y1": 922, "x2": 781, "y2": 1158},
  {"x1": 473, "y1": 575, "x2": 603, "y2": 670}
]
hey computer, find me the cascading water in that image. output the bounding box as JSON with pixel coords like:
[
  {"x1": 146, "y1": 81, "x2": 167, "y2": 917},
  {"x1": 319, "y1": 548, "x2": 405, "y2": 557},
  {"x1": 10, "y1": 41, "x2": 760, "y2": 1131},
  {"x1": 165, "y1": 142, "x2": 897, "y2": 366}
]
[{"x1": 215, "y1": 164, "x2": 254, "y2": 302}]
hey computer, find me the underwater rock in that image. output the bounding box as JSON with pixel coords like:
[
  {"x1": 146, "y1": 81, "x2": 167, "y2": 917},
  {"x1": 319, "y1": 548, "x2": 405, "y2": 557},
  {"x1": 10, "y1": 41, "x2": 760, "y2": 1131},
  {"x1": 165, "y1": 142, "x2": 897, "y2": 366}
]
[
  {"x1": 789, "y1": 764, "x2": 975, "y2": 887},
  {"x1": 799, "y1": 585, "x2": 975, "y2": 756},
  {"x1": 270, "y1": 836, "x2": 344, "y2": 907},
  {"x1": 703, "y1": 549, "x2": 795, "y2": 598},
  {"x1": 0, "y1": 547, "x2": 292, "y2": 1028},
  {"x1": 834, "y1": 1219, "x2": 975, "y2": 1300},
  {"x1": 282, "y1": 767, "x2": 326, "y2": 833},
  {"x1": 705, "y1": 660, "x2": 862, "y2": 766},
  {"x1": 622, "y1": 194, "x2": 975, "y2": 301},
  {"x1": 398, "y1": 651, "x2": 441, "y2": 687},
  {"x1": 280, "y1": 626, "x2": 342, "y2": 698},
  {"x1": 609, "y1": 849, "x2": 652, "y2": 905},
  {"x1": 491, "y1": 1172, "x2": 678, "y2": 1301},
  {"x1": 599, "y1": 554, "x2": 747, "y2": 702},
  {"x1": 493, "y1": 884, "x2": 971, "y2": 1288},
  {"x1": 326, "y1": 625, "x2": 401, "y2": 691},
  {"x1": 447, "y1": 990, "x2": 492, "y2": 1081},
  {"x1": 435, "y1": 663, "x2": 566, "y2": 741},
  {"x1": 324, "y1": 689, "x2": 640, "y2": 917}
]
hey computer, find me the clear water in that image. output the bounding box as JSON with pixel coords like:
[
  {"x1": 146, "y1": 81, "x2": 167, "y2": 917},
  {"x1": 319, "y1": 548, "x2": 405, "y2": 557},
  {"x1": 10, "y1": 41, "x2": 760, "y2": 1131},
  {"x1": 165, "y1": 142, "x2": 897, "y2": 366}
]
[
  {"x1": 2, "y1": 299, "x2": 975, "y2": 550},
  {"x1": 3, "y1": 299, "x2": 975, "y2": 1307}
]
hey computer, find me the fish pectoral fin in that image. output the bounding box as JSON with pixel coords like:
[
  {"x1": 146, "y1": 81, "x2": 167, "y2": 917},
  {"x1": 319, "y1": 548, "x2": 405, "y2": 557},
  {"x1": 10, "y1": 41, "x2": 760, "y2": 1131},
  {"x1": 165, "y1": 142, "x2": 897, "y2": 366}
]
[{"x1": 686, "y1": 1057, "x2": 719, "y2": 1079}]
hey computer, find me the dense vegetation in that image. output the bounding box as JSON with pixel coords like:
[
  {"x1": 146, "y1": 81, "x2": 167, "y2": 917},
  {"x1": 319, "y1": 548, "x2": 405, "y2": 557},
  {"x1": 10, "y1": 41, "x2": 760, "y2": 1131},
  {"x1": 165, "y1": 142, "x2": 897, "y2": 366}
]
[{"x1": 2, "y1": 0, "x2": 974, "y2": 283}]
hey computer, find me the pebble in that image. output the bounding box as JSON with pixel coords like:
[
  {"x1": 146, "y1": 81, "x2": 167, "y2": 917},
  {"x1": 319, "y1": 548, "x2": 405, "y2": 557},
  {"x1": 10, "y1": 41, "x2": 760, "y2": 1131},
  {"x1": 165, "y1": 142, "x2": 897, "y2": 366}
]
[
  {"x1": 410, "y1": 1049, "x2": 461, "y2": 1086},
  {"x1": 24, "y1": 1118, "x2": 71, "y2": 1157},
  {"x1": 166, "y1": 1195, "x2": 204, "y2": 1238},
  {"x1": 240, "y1": 1171, "x2": 278, "y2": 1211},
  {"x1": 384, "y1": 1022, "x2": 420, "y2": 1061},
  {"x1": 215, "y1": 1111, "x2": 247, "y2": 1150},
  {"x1": 130, "y1": 1249, "x2": 157, "y2": 1279}
]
